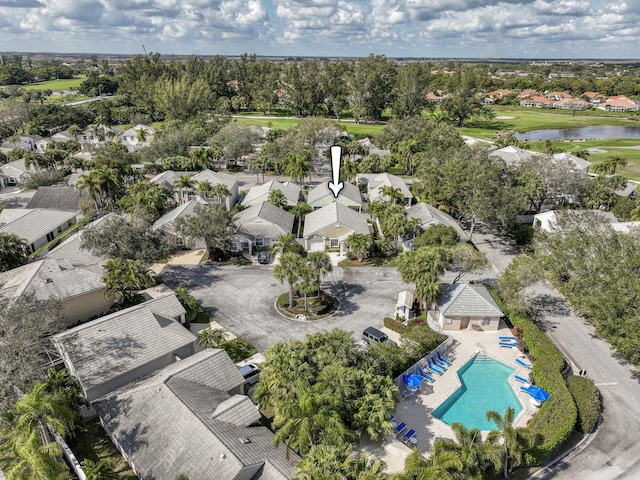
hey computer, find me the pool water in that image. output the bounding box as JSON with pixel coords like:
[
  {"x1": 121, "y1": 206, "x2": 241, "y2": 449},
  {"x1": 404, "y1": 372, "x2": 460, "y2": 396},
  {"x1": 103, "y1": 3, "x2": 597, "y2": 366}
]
[{"x1": 432, "y1": 355, "x2": 522, "y2": 431}]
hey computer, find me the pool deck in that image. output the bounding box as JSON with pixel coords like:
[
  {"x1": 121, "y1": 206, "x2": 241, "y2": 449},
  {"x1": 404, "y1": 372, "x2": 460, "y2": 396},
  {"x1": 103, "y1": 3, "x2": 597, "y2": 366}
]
[{"x1": 360, "y1": 323, "x2": 538, "y2": 474}]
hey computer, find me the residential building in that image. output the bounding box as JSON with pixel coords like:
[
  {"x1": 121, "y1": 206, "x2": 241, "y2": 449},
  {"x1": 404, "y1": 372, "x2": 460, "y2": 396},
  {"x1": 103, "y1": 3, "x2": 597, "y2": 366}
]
[
  {"x1": 52, "y1": 292, "x2": 193, "y2": 402},
  {"x1": 553, "y1": 98, "x2": 591, "y2": 110},
  {"x1": 232, "y1": 202, "x2": 294, "y2": 252},
  {"x1": 26, "y1": 185, "x2": 90, "y2": 211},
  {"x1": 0, "y1": 258, "x2": 113, "y2": 325},
  {"x1": 552, "y1": 152, "x2": 592, "y2": 175},
  {"x1": 0, "y1": 159, "x2": 35, "y2": 188},
  {"x1": 402, "y1": 203, "x2": 467, "y2": 250},
  {"x1": 0, "y1": 208, "x2": 77, "y2": 254},
  {"x1": 92, "y1": 349, "x2": 299, "y2": 480},
  {"x1": 533, "y1": 209, "x2": 618, "y2": 233},
  {"x1": 519, "y1": 96, "x2": 554, "y2": 108},
  {"x1": 356, "y1": 172, "x2": 413, "y2": 206},
  {"x1": 120, "y1": 124, "x2": 154, "y2": 151},
  {"x1": 302, "y1": 201, "x2": 370, "y2": 253},
  {"x1": 434, "y1": 283, "x2": 504, "y2": 331},
  {"x1": 152, "y1": 200, "x2": 200, "y2": 247},
  {"x1": 489, "y1": 145, "x2": 537, "y2": 166},
  {"x1": 241, "y1": 180, "x2": 300, "y2": 208},
  {"x1": 307, "y1": 181, "x2": 363, "y2": 212},
  {"x1": 190, "y1": 169, "x2": 239, "y2": 210}
]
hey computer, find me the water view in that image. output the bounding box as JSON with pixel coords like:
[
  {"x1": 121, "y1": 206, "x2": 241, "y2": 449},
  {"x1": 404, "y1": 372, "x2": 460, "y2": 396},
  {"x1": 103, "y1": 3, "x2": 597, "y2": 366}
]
[{"x1": 515, "y1": 125, "x2": 640, "y2": 141}]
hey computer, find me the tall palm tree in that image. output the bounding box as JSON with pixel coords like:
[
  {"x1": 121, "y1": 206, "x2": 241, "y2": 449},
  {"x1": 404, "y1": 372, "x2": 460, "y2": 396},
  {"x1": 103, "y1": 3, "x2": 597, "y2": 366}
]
[
  {"x1": 95, "y1": 165, "x2": 121, "y2": 208},
  {"x1": 592, "y1": 154, "x2": 628, "y2": 175},
  {"x1": 437, "y1": 422, "x2": 502, "y2": 480},
  {"x1": 273, "y1": 251, "x2": 305, "y2": 307},
  {"x1": 174, "y1": 175, "x2": 195, "y2": 204},
  {"x1": 486, "y1": 407, "x2": 541, "y2": 479},
  {"x1": 103, "y1": 258, "x2": 155, "y2": 304},
  {"x1": 379, "y1": 185, "x2": 404, "y2": 206},
  {"x1": 296, "y1": 264, "x2": 317, "y2": 313},
  {"x1": 210, "y1": 183, "x2": 231, "y2": 207},
  {"x1": 195, "y1": 180, "x2": 215, "y2": 202},
  {"x1": 408, "y1": 216, "x2": 422, "y2": 240},
  {"x1": 290, "y1": 203, "x2": 311, "y2": 238},
  {"x1": 345, "y1": 233, "x2": 372, "y2": 262},
  {"x1": 0, "y1": 233, "x2": 29, "y2": 271},
  {"x1": 270, "y1": 233, "x2": 297, "y2": 256},
  {"x1": 284, "y1": 152, "x2": 314, "y2": 185},
  {"x1": 383, "y1": 210, "x2": 408, "y2": 253},
  {"x1": 342, "y1": 158, "x2": 359, "y2": 183},
  {"x1": 76, "y1": 170, "x2": 104, "y2": 209},
  {"x1": 307, "y1": 251, "x2": 333, "y2": 297}
]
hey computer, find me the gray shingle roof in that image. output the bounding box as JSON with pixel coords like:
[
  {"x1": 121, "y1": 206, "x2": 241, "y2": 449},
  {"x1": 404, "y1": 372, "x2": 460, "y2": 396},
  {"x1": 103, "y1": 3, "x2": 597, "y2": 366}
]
[
  {"x1": 152, "y1": 200, "x2": 199, "y2": 234},
  {"x1": 191, "y1": 169, "x2": 238, "y2": 190},
  {"x1": 149, "y1": 171, "x2": 197, "y2": 188},
  {"x1": 356, "y1": 173, "x2": 413, "y2": 202},
  {"x1": 406, "y1": 203, "x2": 467, "y2": 239},
  {"x1": 303, "y1": 201, "x2": 369, "y2": 237},
  {"x1": 92, "y1": 350, "x2": 298, "y2": 480},
  {"x1": 0, "y1": 258, "x2": 105, "y2": 303},
  {"x1": 307, "y1": 181, "x2": 362, "y2": 208},
  {"x1": 52, "y1": 293, "x2": 191, "y2": 392},
  {"x1": 0, "y1": 208, "x2": 76, "y2": 244},
  {"x1": 552, "y1": 152, "x2": 592, "y2": 171},
  {"x1": 490, "y1": 146, "x2": 537, "y2": 165},
  {"x1": 26, "y1": 186, "x2": 90, "y2": 211},
  {"x1": 235, "y1": 202, "x2": 294, "y2": 240},
  {"x1": 241, "y1": 180, "x2": 300, "y2": 207},
  {"x1": 437, "y1": 283, "x2": 504, "y2": 318}
]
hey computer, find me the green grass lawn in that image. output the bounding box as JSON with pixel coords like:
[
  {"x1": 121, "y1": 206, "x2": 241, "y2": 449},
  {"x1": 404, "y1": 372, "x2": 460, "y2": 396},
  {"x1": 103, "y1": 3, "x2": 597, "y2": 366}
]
[
  {"x1": 222, "y1": 338, "x2": 258, "y2": 362},
  {"x1": 21, "y1": 76, "x2": 86, "y2": 91},
  {"x1": 460, "y1": 106, "x2": 640, "y2": 139},
  {"x1": 234, "y1": 115, "x2": 385, "y2": 137},
  {"x1": 338, "y1": 256, "x2": 398, "y2": 267}
]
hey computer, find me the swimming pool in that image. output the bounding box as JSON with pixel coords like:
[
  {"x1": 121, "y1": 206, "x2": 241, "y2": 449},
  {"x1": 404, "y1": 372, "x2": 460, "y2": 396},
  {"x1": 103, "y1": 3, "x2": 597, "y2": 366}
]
[{"x1": 432, "y1": 354, "x2": 522, "y2": 431}]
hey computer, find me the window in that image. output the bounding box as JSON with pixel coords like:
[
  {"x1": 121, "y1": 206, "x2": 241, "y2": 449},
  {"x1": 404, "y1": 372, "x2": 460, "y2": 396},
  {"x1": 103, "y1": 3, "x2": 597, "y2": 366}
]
[
  {"x1": 444, "y1": 317, "x2": 452, "y2": 324},
  {"x1": 482, "y1": 317, "x2": 491, "y2": 325},
  {"x1": 46, "y1": 232, "x2": 55, "y2": 242},
  {"x1": 330, "y1": 238, "x2": 339, "y2": 248},
  {"x1": 230, "y1": 242, "x2": 239, "y2": 252},
  {"x1": 255, "y1": 238, "x2": 264, "y2": 246},
  {"x1": 67, "y1": 220, "x2": 73, "y2": 227},
  {"x1": 57, "y1": 226, "x2": 62, "y2": 233}
]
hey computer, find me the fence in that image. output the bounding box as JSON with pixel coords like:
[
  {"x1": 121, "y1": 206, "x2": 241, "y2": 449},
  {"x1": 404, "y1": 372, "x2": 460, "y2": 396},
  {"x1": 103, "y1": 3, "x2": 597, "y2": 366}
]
[{"x1": 394, "y1": 335, "x2": 455, "y2": 390}]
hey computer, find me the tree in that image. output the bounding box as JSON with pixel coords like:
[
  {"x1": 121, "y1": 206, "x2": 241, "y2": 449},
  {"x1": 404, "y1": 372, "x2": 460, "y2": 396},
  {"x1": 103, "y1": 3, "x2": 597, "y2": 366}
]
[
  {"x1": 345, "y1": 233, "x2": 373, "y2": 262},
  {"x1": 397, "y1": 247, "x2": 447, "y2": 310},
  {"x1": 174, "y1": 175, "x2": 195, "y2": 204},
  {"x1": 175, "y1": 203, "x2": 237, "y2": 260},
  {"x1": 284, "y1": 152, "x2": 314, "y2": 185},
  {"x1": 117, "y1": 180, "x2": 170, "y2": 219},
  {"x1": 307, "y1": 251, "x2": 333, "y2": 297},
  {"x1": 273, "y1": 252, "x2": 305, "y2": 307},
  {"x1": 196, "y1": 328, "x2": 228, "y2": 349},
  {"x1": 0, "y1": 233, "x2": 29, "y2": 272},
  {"x1": 294, "y1": 442, "x2": 385, "y2": 480},
  {"x1": 80, "y1": 215, "x2": 176, "y2": 263},
  {"x1": 496, "y1": 256, "x2": 543, "y2": 310},
  {"x1": 591, "y1": 155, "x2": 627, "y2": 175},
  {"x1": 441, "y1": 86, "x2": 494, "y2": 127},
  {"x1": 211, "y1": 122, "x2": 259, "y2": 166},
  {"x1": 270, "y1": 233, "x2": 298, "y2": 256},
  {"x1": 174, "y1": 287, "x2": 200, "y2": 322},
  {"x1": 81, "y1": 458, "x2": 111, "y2": 480},
  {"x1": 486, "y1": 407, "x2": 542, "y2": 479},
  {"x1": 267, "y1": 189, "x2": 288, "y2": 210},
  {"x1": 379, "y1": 185, "x2": 404, "y2": 206},
  {"x1": 290, "y1": 203, "x2": 311, "y2": 238},
  {"x1": 413, "y1": 224, "x2": 459, "y2": 249},
  {"x1": 0, "y1": 295, "x2": 65, "y2": 412},
  {"x1": 210, "y1": 183, "x2": 231, "y2": 207},
  {"x1": 449, "y1": 243, "x2": 488, "y2": 283},
  {"x1": 102, "y1": 258, "x2": 155, "y2": 304},
  {"x1": 380, "y1": 206, "x2": 408, "y2": 253}
]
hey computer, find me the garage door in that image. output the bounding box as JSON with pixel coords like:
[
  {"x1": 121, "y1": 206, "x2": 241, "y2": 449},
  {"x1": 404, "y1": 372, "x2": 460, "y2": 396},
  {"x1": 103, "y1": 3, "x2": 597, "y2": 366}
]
[{"x1": 309, "y1": 239, "x2": 324, "y2": 252}]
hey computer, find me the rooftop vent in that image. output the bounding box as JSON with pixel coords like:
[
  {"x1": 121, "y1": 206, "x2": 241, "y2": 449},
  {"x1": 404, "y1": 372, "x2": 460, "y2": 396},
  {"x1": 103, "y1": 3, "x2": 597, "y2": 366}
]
[
  {"x1": 45, "y1": 278, "x2": 52, "y2": 283},
  {"x1": 239, "y1": 437, "x2": 251, "y2": 444}
]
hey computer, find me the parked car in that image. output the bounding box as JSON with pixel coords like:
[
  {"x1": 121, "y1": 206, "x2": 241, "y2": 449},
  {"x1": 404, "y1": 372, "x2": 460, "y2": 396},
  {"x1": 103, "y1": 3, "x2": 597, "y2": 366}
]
[
  {"x1": 257, "y1": 250, "x2": 270, "y2": 264},
  {"x1": 362, "y1": 326, "x2": 396, "y2": 345},
  {"x1": 238, "y1": 363, "x2": 261, "y2": 385}
]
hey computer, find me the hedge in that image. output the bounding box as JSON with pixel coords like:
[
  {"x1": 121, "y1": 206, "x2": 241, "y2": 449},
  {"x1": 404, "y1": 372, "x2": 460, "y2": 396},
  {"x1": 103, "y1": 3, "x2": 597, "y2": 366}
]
[
  {"x1": 384, "y1": 316, "x2": 411, "y2": 335},
  {"x1": 567, "y1": 375, "x2": 601, "y2": 433},
  {"x1": 488, "y1": 286, "x2": 577, "y2": 465}
]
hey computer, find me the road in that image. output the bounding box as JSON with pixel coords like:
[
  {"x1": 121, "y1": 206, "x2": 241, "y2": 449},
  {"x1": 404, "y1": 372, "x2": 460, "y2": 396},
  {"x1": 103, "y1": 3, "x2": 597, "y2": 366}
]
[{"x1": 471, "y1": 231, "x2": 640, "y2": 480}]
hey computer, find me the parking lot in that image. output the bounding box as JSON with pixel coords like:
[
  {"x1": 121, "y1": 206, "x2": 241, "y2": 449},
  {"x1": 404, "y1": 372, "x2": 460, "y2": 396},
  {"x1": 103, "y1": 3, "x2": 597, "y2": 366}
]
[{"x1": 160, "y1": 264, "x2": 409, "y2": 352}]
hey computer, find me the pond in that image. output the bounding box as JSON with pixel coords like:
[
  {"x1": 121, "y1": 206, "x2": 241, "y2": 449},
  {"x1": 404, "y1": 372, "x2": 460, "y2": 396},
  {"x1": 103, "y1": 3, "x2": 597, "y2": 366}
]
[{"x1": 515, "y1": 125, "x2": 640, "y2": 141}]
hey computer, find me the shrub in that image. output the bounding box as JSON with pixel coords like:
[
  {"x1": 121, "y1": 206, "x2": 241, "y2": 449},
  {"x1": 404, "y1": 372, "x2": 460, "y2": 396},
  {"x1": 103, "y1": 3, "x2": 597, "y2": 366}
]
[
  {"x1": 567, "y1": 375, "x2": 601, "y2": 433},
  {"x1": 488, "y1": 286, "x2": 577, "y2": 465},
  {"x1": 20, "y1": 169, "x2": 66, "y2": 190},
  {"x1": 388, "y1": 166, "x2": 405, "y2": 175},
  {"x1": 384, "y1": 316, "x2": 410, "y2": 335}
]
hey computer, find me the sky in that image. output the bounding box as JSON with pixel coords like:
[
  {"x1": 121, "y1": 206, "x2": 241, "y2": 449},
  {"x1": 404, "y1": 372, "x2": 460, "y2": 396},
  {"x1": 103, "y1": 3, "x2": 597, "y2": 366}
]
[{"x1": 0, "y1": 0, "x2": 639, "y2": 59}]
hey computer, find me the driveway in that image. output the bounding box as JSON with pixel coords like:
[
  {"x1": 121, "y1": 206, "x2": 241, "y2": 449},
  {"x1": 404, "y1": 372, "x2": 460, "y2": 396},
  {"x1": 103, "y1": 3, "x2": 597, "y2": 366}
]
[{"x1": 160, "y1": 265, "x2": 409, "y2": 352}]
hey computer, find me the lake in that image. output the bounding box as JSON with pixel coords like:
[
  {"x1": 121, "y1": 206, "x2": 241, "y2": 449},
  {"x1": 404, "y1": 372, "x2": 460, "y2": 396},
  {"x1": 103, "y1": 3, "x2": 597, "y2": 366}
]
[{"x1": 515, "y1": 125, "x2": 640, "y2": 141}]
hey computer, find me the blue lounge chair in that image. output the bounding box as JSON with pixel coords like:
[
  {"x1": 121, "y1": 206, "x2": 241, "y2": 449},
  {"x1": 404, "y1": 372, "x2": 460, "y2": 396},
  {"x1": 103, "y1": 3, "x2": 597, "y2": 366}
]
[
  {"x1": 417, "y1": 366, "x2": 435, "y2": 383},
  {"x1": 515, "y1": 358, "x2": 532, "y2": 368},
  {"x1": 514, "y1": 375, "x2": 530, "y2": 383},
  {"x1": 499, "y1": 341, "x2": 518, "y2": 347},
  {"x1": 403, "y1": 428, "x2": 417, "y2": 445},
  {"x1": 426, "y1": 363, "x2": 443, "y2": 376},
  {"x1": 394, "y1": 422, "x2": 407, "y2": 436},
  {"x1": 437, "y1": 351, "x2": 452, "y2": 366},
  {"x1": 431, "y1": 356, "x2": 448, "y2": 369},
  {"x1": 428, "y1": 358, "x2": 445, "y2": 374},
  {"x1": 499, "y1": 336, "x2": 516, "y2": 340}
]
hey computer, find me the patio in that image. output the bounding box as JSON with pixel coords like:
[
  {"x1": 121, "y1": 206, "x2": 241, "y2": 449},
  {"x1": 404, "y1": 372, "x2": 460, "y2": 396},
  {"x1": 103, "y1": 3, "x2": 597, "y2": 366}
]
[{"x1": 359, "y1": 322, "x2": 538, "y2": 474}]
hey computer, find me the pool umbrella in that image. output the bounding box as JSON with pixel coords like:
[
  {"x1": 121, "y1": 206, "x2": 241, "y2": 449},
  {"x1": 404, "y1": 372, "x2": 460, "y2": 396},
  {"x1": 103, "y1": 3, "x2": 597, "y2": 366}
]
[
  {"x1": 527, "y1": 386, "x2": 550, "y2": 402},
  {"x1": 404, "y1": 374, "x2": 423, "y2": 389}
]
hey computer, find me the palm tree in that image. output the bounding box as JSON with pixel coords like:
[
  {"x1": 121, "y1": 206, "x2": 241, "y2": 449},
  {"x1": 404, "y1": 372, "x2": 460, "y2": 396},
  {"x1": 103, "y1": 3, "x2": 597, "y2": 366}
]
[
  {"x1": 408, "y1": 217, "x2": 421, "y2": 240},
  {"x1": 268, "y1": 189, "x2": 288, "y2": 209},
  {"x1": 95, "y1": 165, "x2": 121, "y2": 208},
  {"x1": 270, "y1": 233, "x2": 297, "y2": 256},
  {"x1": 67, "y1": 124, "x2": 82, "y2": 143},
  {"x1": 103, "y1": 258, "x2": 155, "y2": 304},
  {"x1": 195, "y1": 180, "x2": 215, "y2": 202},
  {"x1": 382, "y1": 210, "x2": 408, "y2": 253},
  {"x1": 379, "y1": 185, "x2": 404, "y2": 206},
  {"x1": 307, "y1": 251, "x2": 332, "y2": 297},
  {"x1": 486, "y1": 407, "x2": 541, "y2": 479},
  {"x1": 76, "y1": 170, "x2": 104, "y2": 209},
  {"x1": 342, "y1": 158, "x2": 359, "y2": 183},
  {"x1": 592, "y1": 155, "x2": 628, "y2": 175},
  {"x1": 174, "y1": 175, "x2": 195, "y2": 204},
  {"x1": 436, "y1": 422, "x2": 502, "y2": 479},
  {"x1": 345, "y1": 233, "x2": 372, "y2": 262},
  {"x1": 415, "y1": 276, "x2": 443, "y2": 311},
  {"x1": 210, "y1": 183, "x2": 231, "y2": 207},
  {"x1": 573, "y1": 148, "x2": 590, "y2": 160},
  {"x1": 296, "y1": 264, "x2": 317, "y2": 313},
  {"x1": 174, "y1": 287, "x2": 200, "y2": 322},
  {"x1": 273, "y1": 251, "x2": 305, "y2": 307},
  {"x1": 196, "y1": 328, "x2": 228, "y2": 348},
  {"x1": 0, "y1": 233, "x2": 29, "y2": 271},
  {"x1": 290, "y1": 203, "x2": 311, "y2": 238},
  {"x1": 284, "y1": 152, "x2": 314, "y2": 185}
]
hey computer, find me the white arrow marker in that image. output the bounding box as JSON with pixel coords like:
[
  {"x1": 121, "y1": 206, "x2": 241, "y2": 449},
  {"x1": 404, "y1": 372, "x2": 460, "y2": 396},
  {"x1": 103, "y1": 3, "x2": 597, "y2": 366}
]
[{"x1": 328, "y1": 145, "x2": 344, "y2": 198}]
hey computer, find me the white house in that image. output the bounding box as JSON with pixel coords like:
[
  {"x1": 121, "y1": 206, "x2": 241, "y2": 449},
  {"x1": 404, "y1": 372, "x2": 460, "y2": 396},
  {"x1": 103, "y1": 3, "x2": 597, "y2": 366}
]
[
  {"x1": 356, "y1": 173, "x2": 413, "y2": 205},
  {"x1": 302, "y1": 201, "x2": 370, "y2": 254},
  {"x1": 232, "y1": 202, "x2": 294, "y2": 252},
  {"x1": 120, "y1": 124, "x2": 155, "y2": 151},
  {"x1": 0, "y1": 208, "x2": 77, "y2": 254}
]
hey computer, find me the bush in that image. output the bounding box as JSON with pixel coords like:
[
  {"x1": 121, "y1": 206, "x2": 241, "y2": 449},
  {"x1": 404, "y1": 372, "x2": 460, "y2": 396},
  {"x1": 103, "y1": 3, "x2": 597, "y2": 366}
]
[
  {"x1": 384, "y1": 316, "x2": 410, "y2": 335},
  {"x1": 388, "y1": 166, "x2": 405, "y2": 175},
  {"x1": 222, "y1": 338, "x2": 258, "y2": 362},
  {"x1": 567, "y1": 375, "x2": 601, "y2": 433},
  {"x1": 488, "y1": 286, "x2": 577, "y2": 465},
  {"x1": 20, "y1": 169, "x2": 66, "y2": 190}
]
